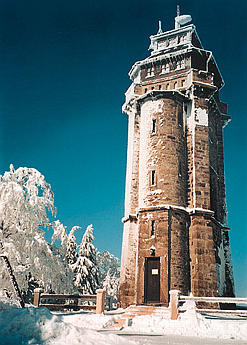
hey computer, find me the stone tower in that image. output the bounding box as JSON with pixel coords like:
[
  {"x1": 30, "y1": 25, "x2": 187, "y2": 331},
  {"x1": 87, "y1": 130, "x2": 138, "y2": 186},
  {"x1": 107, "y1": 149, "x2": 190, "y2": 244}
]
[{"x1": 119, "y1": 12, "x2": 234, "y2": 308}]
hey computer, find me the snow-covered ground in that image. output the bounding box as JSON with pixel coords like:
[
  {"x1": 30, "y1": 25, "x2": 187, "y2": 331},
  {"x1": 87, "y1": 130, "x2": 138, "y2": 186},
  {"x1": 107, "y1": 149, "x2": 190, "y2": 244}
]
[
  {"x1": 0, "y1": 298, "x2": 247, "y2": 345},
  {"x1": 0, "y1": 299, "x2": 134, "y2": 345}
]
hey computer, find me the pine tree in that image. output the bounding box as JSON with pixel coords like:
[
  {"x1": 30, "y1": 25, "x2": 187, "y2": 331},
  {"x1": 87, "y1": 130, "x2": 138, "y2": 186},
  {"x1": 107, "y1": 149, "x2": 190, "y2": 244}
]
[
  {"x1": 102, "y1": 269, "x2": 119, "y2": 307},
  {"x1": 66, "y1": 226, "x2": 79, "y2": 266},
  {"x1": 71, "y1": 225, "x2": 98, "y2": 294}
]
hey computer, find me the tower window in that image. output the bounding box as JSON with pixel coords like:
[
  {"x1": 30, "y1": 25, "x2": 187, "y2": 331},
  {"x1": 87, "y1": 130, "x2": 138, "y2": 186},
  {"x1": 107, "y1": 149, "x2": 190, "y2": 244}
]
[
  {"x1": 146, "y1": 66, "x2": 155, "y2": 78},
  {"x1": 151, "y1": 220, "x2": 155, "y2": 237},
  {"x1": 178, "y1": 109, "x2": 183, "y2": 127},
  {"x1": 151, "y1": 170, "x2": 156, "y2": 186},
  {"x1": 177, "y1": 60, "x2": 181, "y2": 70},
  {"x1": 161, "y1": 63, "x2": 169, "y2": 74},
  {"x1": 179, "y1": 162, "x2": 182, "y2": 177},
  {"x1": 152, "y1": 119, "x2": 156, "y2": 134}
]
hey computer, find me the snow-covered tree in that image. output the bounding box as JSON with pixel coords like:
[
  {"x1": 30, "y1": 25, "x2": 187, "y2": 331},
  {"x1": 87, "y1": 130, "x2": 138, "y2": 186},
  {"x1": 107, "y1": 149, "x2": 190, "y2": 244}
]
[
  {"x1": 0, "y1": 164, "x2": 56, "y2": 236},
  {"x1": 102, "y1": 269, "x2": 119, "y2": 304},
  {"x1": 71, "y1": 225, "x2": 98, "y2": 294},
  {"x1": 0, "y1": 165, "x2": 76, "y2": 302},
  {"x1": 96, "y1": 251, "x2": 120, "y2": 306},
  {"x1": 96, "y1": 250, "x2": 120, "y2": 285},
  {"x1": 51, "y1": 220, "x2": 68, "y2": 251},
  {"x1": 66, "y1": 226, "x2": 79, "y2": 266}
]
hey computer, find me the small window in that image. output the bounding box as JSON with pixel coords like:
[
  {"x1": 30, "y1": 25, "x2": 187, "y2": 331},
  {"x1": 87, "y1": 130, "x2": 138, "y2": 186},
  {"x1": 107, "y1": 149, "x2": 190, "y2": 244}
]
[
  {"x1": 147, "y1": 66, "x2": 154, "y2": 78},
  {"x1": 179, "y1": 162, "x2": 182, "y2": 177},
  {"x1": 158, "y1": 85, "x2": 162, "y2": 90},
  {"x1": 174, "y1": 81, "x2": 178, "y2": 89},
  {"x1": 166, "y1": 83, "x2": 170, "y2": 90},
  {"x1": 176, "y1": 61, "x2": 181, "y2": 70},
  {"x1": 178, "y1": 109, "x2": 183, "y2": 127},
  {"x1": 151, "y1": 86, "x2": 155, "y2": 90},
  {"x1": 181, "y1": 79, "x2": 186, "y2": 87},
  {"x1": 144, "y1": 88, "x2": 148, "y2": 93},
  {"x1": 181, "y1": 60, "x2": 185, "y2": 69},
  {"x1": 152, "y1": 119, "x2": 156, "y2": 133},
  {"x1": 161, "y1": 63, "x2": 169, "y2": 74},
  {"x1": 151, "y1": 220, "x2": 155, "y2": 237},
  {"x1": 151, "y1": 170, "x2": 156, "y2": 186}
]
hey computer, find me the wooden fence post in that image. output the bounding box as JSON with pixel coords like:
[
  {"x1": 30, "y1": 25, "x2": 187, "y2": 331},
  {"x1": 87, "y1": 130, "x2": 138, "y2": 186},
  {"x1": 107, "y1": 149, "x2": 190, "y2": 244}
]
[
  {"x1": 96, "y1": 289, "x2": 106, "y2": 314},
  {"x1": 33, "y1": 288, "x2": 43, "y2": 307},
  {"x1": 169, "y1": 290, "x2": 180, "y2": 320}
]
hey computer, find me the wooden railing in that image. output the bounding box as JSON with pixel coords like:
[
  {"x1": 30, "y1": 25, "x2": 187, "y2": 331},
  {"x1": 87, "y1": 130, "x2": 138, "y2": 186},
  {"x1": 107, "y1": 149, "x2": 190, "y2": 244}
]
[
  {"x1": 169, "y1": 290, "x2": 247, "y2": 320},
  {"x1": 34, "y1": 288, "x2": 106, "y2": 314}
]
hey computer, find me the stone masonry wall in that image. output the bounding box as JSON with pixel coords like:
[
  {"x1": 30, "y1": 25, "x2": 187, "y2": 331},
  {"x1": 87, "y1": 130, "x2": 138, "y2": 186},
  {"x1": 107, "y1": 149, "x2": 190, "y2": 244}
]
[
  {"x1": 119, "y1": 218, "x2": 138, "y2": 308},
  {"x1": 169, "y1": 209, "x2": 190, "y2": 295},
  {"x1": 138, "y1": 96, "x2": 187, "y2": 209},
  {"x1": 119, "y1": 108, "x2": 140, "y2": 308},
  {"x1": 189, "y1": 214, "x2": 218, "y2": 297}
]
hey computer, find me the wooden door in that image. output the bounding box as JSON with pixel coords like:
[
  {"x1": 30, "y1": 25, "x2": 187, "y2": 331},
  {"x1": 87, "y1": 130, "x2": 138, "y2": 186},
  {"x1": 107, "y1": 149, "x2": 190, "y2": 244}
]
[{"x1": 144, "y1": 257, "x2": 160, "y2": 303}]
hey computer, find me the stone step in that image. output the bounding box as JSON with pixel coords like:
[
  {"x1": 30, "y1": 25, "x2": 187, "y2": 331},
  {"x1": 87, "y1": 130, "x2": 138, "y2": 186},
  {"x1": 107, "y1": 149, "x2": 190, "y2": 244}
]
[{"x1": 112, "y1": 305, "x2": 170, "y2": 328}]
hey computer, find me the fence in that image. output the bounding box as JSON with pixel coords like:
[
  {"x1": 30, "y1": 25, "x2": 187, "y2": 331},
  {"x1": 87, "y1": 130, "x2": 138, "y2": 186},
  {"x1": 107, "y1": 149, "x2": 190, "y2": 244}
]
[
  {"x1": 34, "y1": 288, "x2": 107, "y2": 314},
  {"x1": 170, "y1": 290, "x2": 247, "y2": 320}
]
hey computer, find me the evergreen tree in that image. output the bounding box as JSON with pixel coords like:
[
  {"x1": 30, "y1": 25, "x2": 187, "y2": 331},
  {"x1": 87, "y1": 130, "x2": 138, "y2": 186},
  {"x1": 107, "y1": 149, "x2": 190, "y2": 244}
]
[
  {"x1": 71, "y1": 225, "x2": 98, "y2": 294},
  {"x1": 102, "y1": 268, "x2": 119, "y2": 302},
  {"x1": 66, "y1": 226, "x2": 79, "y2": 266}
]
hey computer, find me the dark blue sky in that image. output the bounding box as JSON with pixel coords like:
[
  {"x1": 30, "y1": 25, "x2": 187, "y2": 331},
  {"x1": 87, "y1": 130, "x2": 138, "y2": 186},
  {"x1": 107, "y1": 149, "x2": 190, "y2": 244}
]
[{"x1": 0, "y1": 0, "x2": 246, "y2": 296}]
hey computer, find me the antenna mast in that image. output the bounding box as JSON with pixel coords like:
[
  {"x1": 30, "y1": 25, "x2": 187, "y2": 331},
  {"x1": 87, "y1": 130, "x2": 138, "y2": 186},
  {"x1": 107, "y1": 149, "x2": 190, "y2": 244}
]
[{"x1": 157, "y1": 20, "x2": 163, "y2": 34}]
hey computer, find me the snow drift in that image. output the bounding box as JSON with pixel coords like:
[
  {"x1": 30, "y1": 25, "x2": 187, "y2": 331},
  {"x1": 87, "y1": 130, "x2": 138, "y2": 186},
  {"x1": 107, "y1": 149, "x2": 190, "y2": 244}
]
[{"x1": 0, "y1": 301, "x2": 135, "y2": 345}]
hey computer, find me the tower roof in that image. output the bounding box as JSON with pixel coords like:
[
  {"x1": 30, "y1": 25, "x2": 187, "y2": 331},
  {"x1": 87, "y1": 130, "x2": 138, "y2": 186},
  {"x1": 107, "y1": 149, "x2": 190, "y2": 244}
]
[{"x1": 128, "y1": 16, "x2": 224, "y2": 90}]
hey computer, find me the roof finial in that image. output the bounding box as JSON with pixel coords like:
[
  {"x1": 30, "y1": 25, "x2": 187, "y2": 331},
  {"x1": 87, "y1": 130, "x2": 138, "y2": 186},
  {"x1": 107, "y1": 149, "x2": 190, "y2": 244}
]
[
  {"x1": 157, "y1": 20, "x2": 163, "y2": 34},
  {"x1": 177, "y1": 5, "x2": 180, "y2": 17}
]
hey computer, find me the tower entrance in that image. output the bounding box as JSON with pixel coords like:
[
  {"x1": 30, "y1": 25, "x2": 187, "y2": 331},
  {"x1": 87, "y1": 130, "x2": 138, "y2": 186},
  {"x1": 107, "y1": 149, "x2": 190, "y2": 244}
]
[{"x1": 144, "y1": 257, "x2": 160, "y2": 303}]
